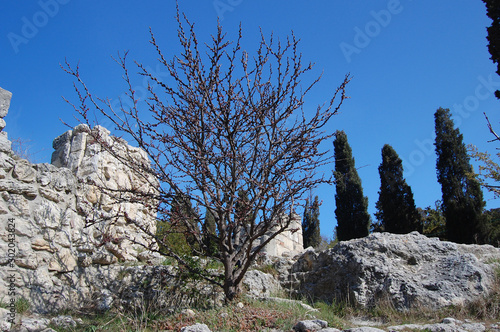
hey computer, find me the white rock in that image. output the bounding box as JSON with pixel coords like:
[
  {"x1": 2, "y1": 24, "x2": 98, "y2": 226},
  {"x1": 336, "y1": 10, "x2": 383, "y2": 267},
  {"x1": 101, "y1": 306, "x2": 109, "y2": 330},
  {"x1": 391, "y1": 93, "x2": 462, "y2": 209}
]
[
  {"x1": 51, "y1": 315, "x2": 77, "y2": 329},
  {"x1": 181, "y1": 323, "x2": 212, "y2": 332},
  {"x1": 242, "y1": 269, "x2": 281, "y2": 297},
  {"x1": 294, "y1": 319, "x2": 328, "y2": 332},
  {"x1": 20, "y1": 317, "x2": 50, "y2": 332}
]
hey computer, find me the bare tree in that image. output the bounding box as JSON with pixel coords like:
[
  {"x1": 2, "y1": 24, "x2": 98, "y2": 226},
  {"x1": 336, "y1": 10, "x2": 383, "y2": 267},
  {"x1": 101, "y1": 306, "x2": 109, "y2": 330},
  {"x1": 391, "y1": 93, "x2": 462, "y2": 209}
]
[{"x1": 62, "y1": 11, "x2": 350, "y2": 301}]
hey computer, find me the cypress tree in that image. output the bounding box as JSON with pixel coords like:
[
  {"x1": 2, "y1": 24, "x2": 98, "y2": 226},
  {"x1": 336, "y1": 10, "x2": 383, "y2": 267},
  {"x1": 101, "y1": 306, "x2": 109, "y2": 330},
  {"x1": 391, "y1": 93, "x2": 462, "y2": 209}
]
[
  {"x1": 203, "y1": 209, "x2": 218, "y2": 257},
  {"x1": 302, "y1": 195, "x2": 321, "y2": 248},
  {"x1": 334, "y1": 130, "x2": 371, "y2": 241},
  {"x1": 375, "y1": 144, "x2": 422, "y2": 234},
  {"x1": 435, "y1": 107, "x2": 486, "y2": 244},
  {"x1": 482, "y1": 0, "x2": 500, "y2": 98},
  {"x1": 157, "y1": 193, "x2": 200, "y2": 256}
]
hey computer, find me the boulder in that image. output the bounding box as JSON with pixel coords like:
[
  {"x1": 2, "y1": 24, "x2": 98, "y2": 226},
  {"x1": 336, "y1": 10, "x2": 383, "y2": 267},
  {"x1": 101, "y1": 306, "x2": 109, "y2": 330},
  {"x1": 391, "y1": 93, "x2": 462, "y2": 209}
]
[
  {"x1": 180, "y1": 323, "x2": 212, "y2": 332},
  {"x1": 343, "y1": 328, "x2": 386, "y2": 332},
  {"x1": 293, "y1": 319, "x2": 329, "y2": 331},
  {"x1": 290, "y1": 232, "x2": 500, "y2": 310}
]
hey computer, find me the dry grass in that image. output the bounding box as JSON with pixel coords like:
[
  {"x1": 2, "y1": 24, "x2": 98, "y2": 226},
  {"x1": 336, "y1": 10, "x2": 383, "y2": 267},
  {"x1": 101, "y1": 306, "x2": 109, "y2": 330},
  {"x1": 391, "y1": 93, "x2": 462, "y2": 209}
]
[{"x1": 47, "y1": 264, "x2": 500, "y2": 331}]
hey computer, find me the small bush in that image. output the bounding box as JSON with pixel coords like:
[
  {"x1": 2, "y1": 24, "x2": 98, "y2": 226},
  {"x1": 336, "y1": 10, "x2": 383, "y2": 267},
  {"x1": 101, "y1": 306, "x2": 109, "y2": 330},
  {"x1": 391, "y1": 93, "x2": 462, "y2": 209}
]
[{"x1": 255, "y1": 264, "x2": 279, "y2": 277}]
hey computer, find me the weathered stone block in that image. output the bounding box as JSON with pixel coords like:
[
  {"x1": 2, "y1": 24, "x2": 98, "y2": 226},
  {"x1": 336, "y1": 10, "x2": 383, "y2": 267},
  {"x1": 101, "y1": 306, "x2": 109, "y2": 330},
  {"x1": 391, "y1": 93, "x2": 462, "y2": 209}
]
[
  {"x1": 31, "y1": 238, "x2": 54, "y2": 252},
  {"x1": 92, "y1": 252, "x2": 118, "y2": 265},
  {"x1": 39, "y1": 187, "x2": 64, "y2": 203},
  {"x1": 13, "y1": 159, "x2": 36, "y2": 183},
  {"x1": 0, "y1": 134, "x2": 11, "y2": 153},
  {"x1": 48, "y1": 248, "x2": 77, "y2": 272},
  {"x1": 0, "y1": 179, "x2": 37, "y2": 198}
]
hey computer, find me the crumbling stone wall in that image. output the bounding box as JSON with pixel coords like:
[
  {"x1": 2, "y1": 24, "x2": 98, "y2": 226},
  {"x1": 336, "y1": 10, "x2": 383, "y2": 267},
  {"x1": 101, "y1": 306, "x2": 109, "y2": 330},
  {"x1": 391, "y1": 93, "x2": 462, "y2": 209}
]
[
  {"x1": 0, "y1": 87, "x2": 160, "y2": 313},
  {"x1": 51, "y1": 123, "x2": 159, "y2": 262}
]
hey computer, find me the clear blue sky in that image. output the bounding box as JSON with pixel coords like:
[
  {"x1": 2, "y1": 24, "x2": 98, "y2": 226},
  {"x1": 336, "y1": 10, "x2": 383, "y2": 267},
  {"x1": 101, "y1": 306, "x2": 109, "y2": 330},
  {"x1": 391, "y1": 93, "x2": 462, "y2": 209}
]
[{"x1": 1, "y1": 1, "x2": 499, "y2": 238}]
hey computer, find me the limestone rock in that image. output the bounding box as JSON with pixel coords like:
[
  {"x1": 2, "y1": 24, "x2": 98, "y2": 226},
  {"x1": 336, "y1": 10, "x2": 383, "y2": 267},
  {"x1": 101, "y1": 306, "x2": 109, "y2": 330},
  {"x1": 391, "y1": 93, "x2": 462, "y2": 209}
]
[
  {"x1": 293, "y1": 319, "x2": 328, "y2": 332},
  {"x1": 38, "y1": 187, "x2": 63, "y2": 203},
  {"x1": 0, "y1": 133, "x2": 11, "y2": 153},
  {"x1": 290, "y1": 232, "x2": 500, "y2": 310},
  {"x1": 0, "y1": 87, "x2": 12, "y2": 118},
  {"x1": 388, "y1": 318, "x2": 487, "y2": 332},
  {"x1": 48, "y1": 248, "x2": 77, "y2": 272},
  {"x1": 181, "y1": 323, "x2": 212, "y2": 332},
  {"x1": 0, "y1": 308, "x2": 14, "y2": 330},
  {"x1": 31, "y1": 238, "x2": 53, "y2": 252},
  {"x1": 243, "y1": 269, "x2": 281, "y2": 297},
  {"x1": 0, "y1": 179, "x2": 37, "y2": 198},
  {"x1": 343, "y1": 328, "x2": 386, "y2": 332},
  {"x1": 15, "y1": 255, "x2": 39, "y2": 270},
  {"x1": 20, "y1": 317, "x2": 50, "y2": 332},
  {"x1": 51, "y1": 315, "x2": 78, "y2": 329},
  {"x1": 92, "y1": 252, "x2": 117, "y2": 265},
  {"x1": 97, "y1": 289, "x2": 114, "y2": 311},
  {"x1": 13, "y1": 159, "x2": 36, "y2": 183}
]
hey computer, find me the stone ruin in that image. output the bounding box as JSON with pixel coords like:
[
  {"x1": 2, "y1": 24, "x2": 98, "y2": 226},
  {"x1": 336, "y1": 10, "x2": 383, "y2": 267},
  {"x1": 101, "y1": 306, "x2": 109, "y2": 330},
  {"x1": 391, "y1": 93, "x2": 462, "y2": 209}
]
[
  {"x1": 261, "y1": 212, "x2": 303, "y2": 257},
  {"x1": 0, "y1": 87, "x2": 303, "y2": 313}
]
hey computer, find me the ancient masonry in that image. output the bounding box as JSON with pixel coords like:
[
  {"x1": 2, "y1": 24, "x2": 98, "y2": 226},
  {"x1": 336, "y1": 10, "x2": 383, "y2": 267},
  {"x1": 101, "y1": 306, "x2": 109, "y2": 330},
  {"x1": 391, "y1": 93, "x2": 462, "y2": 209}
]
[
  {"x1": 0, "y1": 87, "x2": 303, "y2": 313},
  {"x1": 261, "y1": 213, "x2": 303, "y2": 257}
]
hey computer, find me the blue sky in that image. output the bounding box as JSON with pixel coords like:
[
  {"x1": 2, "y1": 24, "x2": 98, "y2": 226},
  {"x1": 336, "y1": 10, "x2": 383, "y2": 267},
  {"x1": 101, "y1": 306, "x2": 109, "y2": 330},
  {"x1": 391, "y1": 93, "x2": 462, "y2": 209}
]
[{"x1": 1, "y1": 1, "x2": 499, "y2": 238}]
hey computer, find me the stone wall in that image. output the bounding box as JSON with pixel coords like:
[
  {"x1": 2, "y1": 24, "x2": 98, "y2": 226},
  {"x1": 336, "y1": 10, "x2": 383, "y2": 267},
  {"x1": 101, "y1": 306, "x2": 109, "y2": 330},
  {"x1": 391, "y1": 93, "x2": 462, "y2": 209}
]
[
  {"x1": 51, "y1": 123, "x2": 159, "y2": 262},
  {"x1": 0, "y1": 87, "x2": 160, "y2": 313}
]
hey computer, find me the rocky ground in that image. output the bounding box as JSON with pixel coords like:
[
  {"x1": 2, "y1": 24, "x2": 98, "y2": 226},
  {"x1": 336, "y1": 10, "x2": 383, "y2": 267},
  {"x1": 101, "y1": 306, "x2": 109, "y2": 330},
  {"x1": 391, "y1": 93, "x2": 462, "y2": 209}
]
[{"x1": 2, "y1": 312, "x2": 499, "y2": 332}]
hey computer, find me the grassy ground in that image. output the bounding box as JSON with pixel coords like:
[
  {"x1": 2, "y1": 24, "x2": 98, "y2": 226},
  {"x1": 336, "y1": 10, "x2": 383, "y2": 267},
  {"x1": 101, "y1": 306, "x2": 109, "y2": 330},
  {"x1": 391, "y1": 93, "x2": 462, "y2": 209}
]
[
  {"x1": 16, "y1": 264, "x2": 500, "y2": 331},
  {"x1": 41, "y1": 289, "x2": 500, "y2": 332}
]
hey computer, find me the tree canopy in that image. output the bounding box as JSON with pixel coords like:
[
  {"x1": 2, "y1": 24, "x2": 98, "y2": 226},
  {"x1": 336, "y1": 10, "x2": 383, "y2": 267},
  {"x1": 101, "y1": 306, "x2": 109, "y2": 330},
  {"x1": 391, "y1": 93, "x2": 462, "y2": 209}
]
[{"x1": 63, "y1": 10, "x2": 350, "y2": 301}]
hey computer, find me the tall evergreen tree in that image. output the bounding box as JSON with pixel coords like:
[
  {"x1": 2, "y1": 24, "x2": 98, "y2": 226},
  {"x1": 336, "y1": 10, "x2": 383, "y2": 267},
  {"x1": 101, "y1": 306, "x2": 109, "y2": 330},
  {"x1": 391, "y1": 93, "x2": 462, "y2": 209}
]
[
  {"x1": 156, "y1": 193, "x2": 200, "y2": 256},
  {"x1": 483, "y1": 0, "x2": 500, "y2": 98},
  {"x1": 375, "y1": 144, "x2": 422, "y2": 234},
  {"x1": 334, "y1": 130, "x2": 371, "y2": 241},
  {"x1": 302, "y1": 195, "x2": 321, "y2": 248},
  {"x1": 435, "y1": 108, "x2": 486, "y2": 244},
  {"x1": 203, "y1": 209, "x2": 218, "y2": 256}
]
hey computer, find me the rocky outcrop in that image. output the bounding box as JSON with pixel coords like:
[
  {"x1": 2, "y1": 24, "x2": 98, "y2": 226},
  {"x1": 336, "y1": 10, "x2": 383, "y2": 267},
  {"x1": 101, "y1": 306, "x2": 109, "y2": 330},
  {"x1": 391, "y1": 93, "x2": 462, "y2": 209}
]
[{"x1": 288, "y1": 232, "x2": 500, "y2": 310}]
